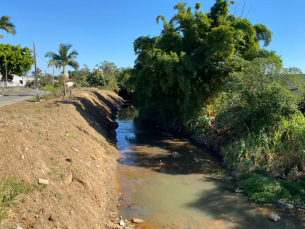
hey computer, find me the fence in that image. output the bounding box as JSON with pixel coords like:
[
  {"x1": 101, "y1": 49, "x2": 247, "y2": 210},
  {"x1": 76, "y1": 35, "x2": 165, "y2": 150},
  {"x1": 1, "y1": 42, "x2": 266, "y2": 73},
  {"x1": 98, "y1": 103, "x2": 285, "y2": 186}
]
[
  {"x1": 0, "y1": 81, "x2": 23, "y2": 87},
  {"x1": 38, "y1": 86, "x2": 78, "y2": 102}
]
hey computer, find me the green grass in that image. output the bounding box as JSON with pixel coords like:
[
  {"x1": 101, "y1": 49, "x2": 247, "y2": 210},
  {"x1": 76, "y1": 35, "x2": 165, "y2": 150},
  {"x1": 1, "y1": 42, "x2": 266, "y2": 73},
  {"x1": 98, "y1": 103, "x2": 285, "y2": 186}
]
[
  {"x1": 68, "y1": 135, "x2": 78, "y2": 140},
  {"x1": 240, "y1": 174, "x2": 305, "y2": 205},
  {"x1": 0, "y1": 177, "x2": 46, "y2": 222},
  {"x1": 59, "y1": 174, "x2": 65, "y2": 179},
  {"x1": 39, "y1": 85, "x2": 59, "y2": 92}
]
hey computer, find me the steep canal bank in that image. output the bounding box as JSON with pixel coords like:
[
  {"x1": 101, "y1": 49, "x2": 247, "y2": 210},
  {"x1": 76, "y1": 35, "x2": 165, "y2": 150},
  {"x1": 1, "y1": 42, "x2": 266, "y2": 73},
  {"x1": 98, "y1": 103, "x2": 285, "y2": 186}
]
[{"x1": 116, "y1": 105, "x2": 305, "y2": 229}]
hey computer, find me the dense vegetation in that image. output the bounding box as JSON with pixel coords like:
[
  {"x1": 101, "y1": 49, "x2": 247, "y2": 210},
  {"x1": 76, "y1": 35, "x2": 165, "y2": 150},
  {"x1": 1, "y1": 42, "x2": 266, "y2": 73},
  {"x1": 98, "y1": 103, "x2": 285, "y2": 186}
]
[
  {"x1": 129, "y1": 0, "x2": 305, "y2": 204},
  {"x1": 0, "y1": 44, "x2": 34, "y2": 81},
  {"x1": 68, "y1": 61, "x2": 132, "y2": 94}
]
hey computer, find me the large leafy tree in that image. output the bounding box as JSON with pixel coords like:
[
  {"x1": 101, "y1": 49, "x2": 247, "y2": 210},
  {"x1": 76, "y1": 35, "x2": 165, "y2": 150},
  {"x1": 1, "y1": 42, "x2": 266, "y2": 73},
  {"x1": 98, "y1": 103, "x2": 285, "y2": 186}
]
[
  {"x1": 45, "y1": 43, "x2": 79, "y2": 95},
  {"x1": 131, "y1": 1, "x2": 275, "y2": 127},
  {"x1": 0, "y1": 44, "x2": 33, "y2": 81},
  {"x1": 0, "y1": 16, "x2": 16, "y2": 39}
]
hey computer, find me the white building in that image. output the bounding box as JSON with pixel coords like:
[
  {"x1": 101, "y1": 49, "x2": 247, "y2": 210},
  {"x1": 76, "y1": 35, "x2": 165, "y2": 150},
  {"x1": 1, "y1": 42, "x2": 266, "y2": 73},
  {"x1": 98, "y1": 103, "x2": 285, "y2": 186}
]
[{"x1": 0, "y1": 74, "x2": 35, "y2": 87}]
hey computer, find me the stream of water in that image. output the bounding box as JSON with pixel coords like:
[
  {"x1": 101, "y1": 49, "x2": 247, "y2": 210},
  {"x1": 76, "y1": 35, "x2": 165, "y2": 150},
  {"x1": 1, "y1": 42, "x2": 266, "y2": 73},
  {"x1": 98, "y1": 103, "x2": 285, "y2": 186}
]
[{"x1": 116, "y1": 105, "x2": 305, "y2": 229}]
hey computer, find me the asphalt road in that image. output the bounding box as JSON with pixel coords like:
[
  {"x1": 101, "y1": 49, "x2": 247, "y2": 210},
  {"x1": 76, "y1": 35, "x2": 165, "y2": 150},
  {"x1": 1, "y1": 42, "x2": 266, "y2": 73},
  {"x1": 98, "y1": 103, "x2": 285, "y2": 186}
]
[{"x1": 0, "y1": 88, "x2": 50, "y2": 107}]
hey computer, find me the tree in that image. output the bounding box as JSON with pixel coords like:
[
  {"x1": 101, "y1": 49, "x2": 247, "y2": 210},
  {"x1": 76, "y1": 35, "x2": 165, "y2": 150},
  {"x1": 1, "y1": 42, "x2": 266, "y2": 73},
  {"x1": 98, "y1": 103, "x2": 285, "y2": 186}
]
[
  {"x1": 95, "y1": 61, "x2": 120, "y2": 92},
  {"x1": 32, "y1": 68, "x2": 43, "y2": 78},
  {"x1": 130, "y1": 1, "x2": 275, "y2": 127},
  {"x1": 0, "y1": 16, "x2": 16, "y2": 39},
  {"x1": 0, "y1": 44, "x2": 33, "y2": 81},
  {"x1": 45, "y1": 44, "x2": 79, "y2": 96}
]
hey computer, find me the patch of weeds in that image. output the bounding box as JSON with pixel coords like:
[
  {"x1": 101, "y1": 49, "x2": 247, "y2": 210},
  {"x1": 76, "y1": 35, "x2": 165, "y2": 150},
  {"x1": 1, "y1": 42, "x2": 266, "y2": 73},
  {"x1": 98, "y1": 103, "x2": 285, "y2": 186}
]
[
  {"x1": 57, "y1": 149, "x2": 62, "y2": 155},
  {"x1": 59, "y1": 174, "x2": 65, "y2": 179},
  {"x1": 32, "y1": 184, "x2": 47, "y2": 192},
  {"x1": 27, "y1": 98, "x2": 37, "y2": 102},
  {"x1": 68, "y1": 135, "x2": 78, "y2": 140},
  {"x1": 46, "y1": 137, "x2": 50, "y2": 141},
  {"x1": 11, "y1": 115, "x2": 23, "y2": 119},
  {"x1": 0, "y1": 178, "x2": 33, "y2": 222},
  {"x1": 50, "y1": 157, "x2": 54, "y2": 161},
  {"x1": 38, "y1": 131, "x2": 44, "y2": 135},
  {"x1": 241, "y1": 174, "x2": 305, "y2": 205}
]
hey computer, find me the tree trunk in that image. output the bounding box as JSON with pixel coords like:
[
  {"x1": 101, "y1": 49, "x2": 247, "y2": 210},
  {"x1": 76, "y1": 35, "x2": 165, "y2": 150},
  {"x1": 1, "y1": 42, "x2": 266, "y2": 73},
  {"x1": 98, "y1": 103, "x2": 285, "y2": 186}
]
[{"x1": 63, "y1": 66, "x2": 66, "y2": 96}]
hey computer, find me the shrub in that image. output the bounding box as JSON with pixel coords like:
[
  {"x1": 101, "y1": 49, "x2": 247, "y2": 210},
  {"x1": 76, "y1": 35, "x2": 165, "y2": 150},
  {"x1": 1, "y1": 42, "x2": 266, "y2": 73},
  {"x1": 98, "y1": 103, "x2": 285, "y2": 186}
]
[{"x1": 241, "y1": 174, "x2": 305, "y2": 204}]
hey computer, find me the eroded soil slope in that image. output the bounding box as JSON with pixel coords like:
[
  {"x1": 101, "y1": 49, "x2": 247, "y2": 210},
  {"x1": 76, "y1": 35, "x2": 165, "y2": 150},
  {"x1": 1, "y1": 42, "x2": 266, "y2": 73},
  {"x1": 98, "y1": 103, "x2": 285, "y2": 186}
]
[{"x1": 0, "y1": 88, "x2": 123, "y2": 229}]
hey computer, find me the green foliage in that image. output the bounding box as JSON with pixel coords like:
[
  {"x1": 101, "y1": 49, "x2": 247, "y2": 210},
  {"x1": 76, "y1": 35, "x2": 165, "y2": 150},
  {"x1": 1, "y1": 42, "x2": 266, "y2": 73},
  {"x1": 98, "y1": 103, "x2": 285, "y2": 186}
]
[
  {"x1": 0, "y1": 44, "x2": 33, "y2": 81},
  {"x1": 0, "y1": 15, "x2": 16, "y2": 39},
  {"x1": 241, "y1": 174, "x2": 286, "y2": 203},
  {"x1": 241, "y1": 174, "x2": 305, "y2": 204},
  {"x1": 86, "y1": 70, "x2": 103, "y2": 86},
  {"x1": 130, "y1": 1, "x2": 274, "y2": 127},
  {"x1": 118, "y1": 67, "x2": 133, "y2": 92},
  {"x1": 95, "y1": 61, "x2": 120, "y2": 93},
  {"x1": 45, "y1": 44, "x2": 79, "y2": 74},
  {"x1": 0, "y1": 177, "x2": 38, "y2": 222}
]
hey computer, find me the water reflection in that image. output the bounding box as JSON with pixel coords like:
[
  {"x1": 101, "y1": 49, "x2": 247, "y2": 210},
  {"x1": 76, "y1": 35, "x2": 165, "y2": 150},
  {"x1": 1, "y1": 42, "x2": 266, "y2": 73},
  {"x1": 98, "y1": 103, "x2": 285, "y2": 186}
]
[{"x1": 116, "y1": 106, "x2": 305, "y2": 229}]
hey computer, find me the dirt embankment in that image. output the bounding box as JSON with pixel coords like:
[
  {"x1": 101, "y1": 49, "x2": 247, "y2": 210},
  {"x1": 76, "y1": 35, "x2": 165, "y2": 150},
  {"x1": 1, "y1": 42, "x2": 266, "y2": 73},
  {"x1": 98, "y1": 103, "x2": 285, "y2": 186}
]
[{"x1": 0, "y1": 88, "x2": 124, "y2": 229}]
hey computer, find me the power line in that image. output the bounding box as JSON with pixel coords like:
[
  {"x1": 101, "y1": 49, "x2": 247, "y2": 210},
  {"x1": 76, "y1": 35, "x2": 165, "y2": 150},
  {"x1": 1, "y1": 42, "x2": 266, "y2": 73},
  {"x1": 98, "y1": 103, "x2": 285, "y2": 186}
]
[{"x1": 36, "y1": 54, "x2": 49, "y2": 64}]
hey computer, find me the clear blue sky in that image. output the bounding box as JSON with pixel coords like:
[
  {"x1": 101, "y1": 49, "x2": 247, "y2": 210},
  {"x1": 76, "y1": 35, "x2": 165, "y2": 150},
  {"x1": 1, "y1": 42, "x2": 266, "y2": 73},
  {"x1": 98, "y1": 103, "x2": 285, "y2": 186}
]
[{"x1": 1, "y1": 0, "x2": 305, "y2": 76}]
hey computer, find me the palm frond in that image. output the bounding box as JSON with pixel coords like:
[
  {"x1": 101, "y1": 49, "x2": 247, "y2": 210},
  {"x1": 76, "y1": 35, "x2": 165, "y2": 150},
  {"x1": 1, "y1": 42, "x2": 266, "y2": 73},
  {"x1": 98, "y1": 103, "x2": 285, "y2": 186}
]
[
  {"x1": 0, "y1": 15, "x2": 16, "y2": 38},
  {"x1": 67, "y1": 60, "x2": 79, "y2": 70},
  {"x1": 67, "y1": 49, "x2": 78, "y2": 59}
]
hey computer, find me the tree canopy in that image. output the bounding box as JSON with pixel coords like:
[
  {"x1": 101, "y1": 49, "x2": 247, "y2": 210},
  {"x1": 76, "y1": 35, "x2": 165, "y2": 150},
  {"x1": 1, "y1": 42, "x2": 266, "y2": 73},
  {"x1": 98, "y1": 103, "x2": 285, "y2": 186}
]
[
  {"x1": 130, "y1": 0, "x2": 277, "y2": 127},
  {"x1": 0, "y1": 16, "x2": 16, "y2": 39},
  {"x1": 0, "y1": 44, "x2": 33, "y2": 81}
]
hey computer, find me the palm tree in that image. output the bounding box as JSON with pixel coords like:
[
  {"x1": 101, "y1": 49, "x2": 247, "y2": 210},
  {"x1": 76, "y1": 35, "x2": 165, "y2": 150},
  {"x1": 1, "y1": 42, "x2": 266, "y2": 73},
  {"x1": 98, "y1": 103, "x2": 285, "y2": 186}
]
[
  {"x1": 0, "y1": 16, "x2": 16, "y2": 39},
  {"x1": 32, "y1": 68, "x2": 43, "y2": 77},
  {"x1": 45, "y1": 44, "x2": 79, "y2": 96}
]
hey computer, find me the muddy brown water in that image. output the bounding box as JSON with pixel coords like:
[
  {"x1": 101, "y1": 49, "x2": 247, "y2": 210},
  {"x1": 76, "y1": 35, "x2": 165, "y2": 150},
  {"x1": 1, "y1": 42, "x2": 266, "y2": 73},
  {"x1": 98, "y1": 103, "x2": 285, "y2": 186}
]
[{"x1": 116, "y1": 106, "x2": 305, "y2": 229}]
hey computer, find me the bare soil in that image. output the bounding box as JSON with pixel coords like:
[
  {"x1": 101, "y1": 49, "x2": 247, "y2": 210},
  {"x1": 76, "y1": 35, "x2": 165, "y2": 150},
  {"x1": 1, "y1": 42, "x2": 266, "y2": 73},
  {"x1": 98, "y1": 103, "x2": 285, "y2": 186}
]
[{"x1": 0, "y1": 88, "x2": 124, "y2": 229}]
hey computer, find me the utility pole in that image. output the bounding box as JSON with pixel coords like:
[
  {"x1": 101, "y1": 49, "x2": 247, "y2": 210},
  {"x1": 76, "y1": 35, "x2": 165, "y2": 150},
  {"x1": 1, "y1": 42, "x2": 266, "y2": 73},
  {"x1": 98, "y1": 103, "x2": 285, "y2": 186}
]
[
  {"x1": 5, "y1": 67, "x2": 7, "y2": 87},
  {"x1": 33, "y1": 42, "x2": 39, "y2": 102}
]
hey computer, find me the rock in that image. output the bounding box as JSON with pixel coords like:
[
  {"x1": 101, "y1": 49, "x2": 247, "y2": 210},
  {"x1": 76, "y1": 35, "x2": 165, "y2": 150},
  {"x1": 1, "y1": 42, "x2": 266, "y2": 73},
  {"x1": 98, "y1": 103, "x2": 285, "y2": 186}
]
[
  {"x1": 132, "y1": 218, "x2": 145, "y2": 224},
  {"x1": 269, "y1": 214, "x2": 281, "y2": 222},
  {"x1": 119, "y1": 219, "x2": 125, "y2": 226},
  {"x1": 38, "y1": 179, "x2": 49, "y2": 185},
  {"x1": 66, "y1": 158, "x2": 72, "y2": 163},
  {"x1": 16, "y1": 227, "x2": 23, "y2": 229},
  {"x1": 277, "y1": 199, "x2": 294, "y2": 209},
  {"x1": 235, "y1": 188, "x2": 245, "y2": 193},
  {"x1": 64, "y1": 173, "x2": 73, "y2": 185},
  {"x1": 20, "y1": 155, "x2": 25, "y2": 159}
]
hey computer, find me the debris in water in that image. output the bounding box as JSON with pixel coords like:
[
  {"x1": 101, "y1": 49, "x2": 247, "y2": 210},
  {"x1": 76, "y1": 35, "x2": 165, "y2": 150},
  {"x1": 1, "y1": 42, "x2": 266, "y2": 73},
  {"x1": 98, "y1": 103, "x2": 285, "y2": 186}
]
[
  {"x1": 129, "y1": 203, "x2": 137, "y2": 210},
  {"x1": 172, "y1": 152, "x2": 182, "y2": 158},
  {"x1": 132, "y1": 218, "x2": 145, "y2": 224},
  {"x1": 269, "y1": 214, "x2": 281, "y2": 222}
]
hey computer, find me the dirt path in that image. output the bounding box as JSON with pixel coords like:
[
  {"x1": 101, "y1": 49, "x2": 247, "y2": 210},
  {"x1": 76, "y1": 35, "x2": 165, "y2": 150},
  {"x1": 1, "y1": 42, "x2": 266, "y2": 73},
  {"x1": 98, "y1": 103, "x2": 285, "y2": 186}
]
[{"x1": 0, "y1": 88, "x2": 124, "y2": 229}]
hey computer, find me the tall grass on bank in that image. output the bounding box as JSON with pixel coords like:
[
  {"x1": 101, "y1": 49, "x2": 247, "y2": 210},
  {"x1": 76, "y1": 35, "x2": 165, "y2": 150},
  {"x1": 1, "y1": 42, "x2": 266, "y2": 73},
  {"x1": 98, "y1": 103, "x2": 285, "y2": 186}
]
[{"x1": 221, "y1": 111, "x2": 305, "y2": 178}]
